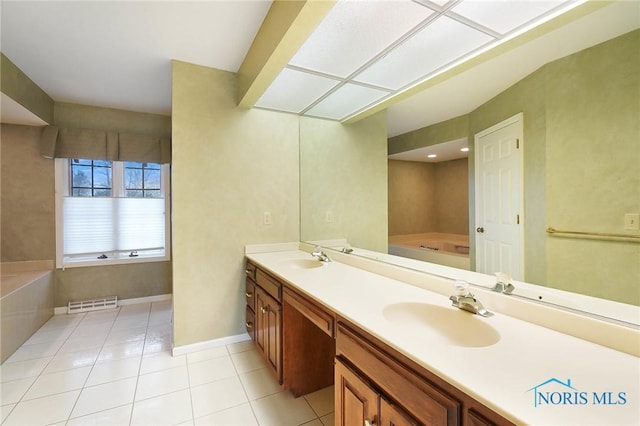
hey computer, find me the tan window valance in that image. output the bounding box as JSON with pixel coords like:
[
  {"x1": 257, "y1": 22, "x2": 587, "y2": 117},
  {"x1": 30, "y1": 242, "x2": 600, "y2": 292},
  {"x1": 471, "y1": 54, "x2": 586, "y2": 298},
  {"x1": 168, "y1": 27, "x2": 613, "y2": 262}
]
[{"x1": 40, "y1": 126, "x2": 171, "y2": 164}]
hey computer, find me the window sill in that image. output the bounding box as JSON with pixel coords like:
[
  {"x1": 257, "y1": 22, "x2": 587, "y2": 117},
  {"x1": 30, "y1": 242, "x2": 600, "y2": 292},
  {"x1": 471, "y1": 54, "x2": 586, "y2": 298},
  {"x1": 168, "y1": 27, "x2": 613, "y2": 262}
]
[{"x1": 57, "y1": 254, "x2": 170, "y2": 269}]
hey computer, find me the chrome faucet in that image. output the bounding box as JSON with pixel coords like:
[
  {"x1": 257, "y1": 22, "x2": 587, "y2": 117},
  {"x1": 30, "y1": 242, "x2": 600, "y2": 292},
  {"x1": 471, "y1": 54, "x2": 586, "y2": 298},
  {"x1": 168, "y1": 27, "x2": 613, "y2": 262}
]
[
  {"x1": 449, "y1": 280, "x2": 493, "y2": 317},
  {"x1": 311, "y1": 247, "x2": 331, "y2": 263}
]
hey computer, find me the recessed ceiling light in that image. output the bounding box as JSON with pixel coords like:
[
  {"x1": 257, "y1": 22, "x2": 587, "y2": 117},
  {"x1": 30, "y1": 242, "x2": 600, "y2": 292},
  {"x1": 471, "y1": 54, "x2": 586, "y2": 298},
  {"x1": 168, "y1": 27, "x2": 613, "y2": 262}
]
[
  {"x1": 460, "y1": 147, "x2": 469, "y2": 152},
  {"x1": 427, "y1": 154, "x2": 437, "y2": 158}
]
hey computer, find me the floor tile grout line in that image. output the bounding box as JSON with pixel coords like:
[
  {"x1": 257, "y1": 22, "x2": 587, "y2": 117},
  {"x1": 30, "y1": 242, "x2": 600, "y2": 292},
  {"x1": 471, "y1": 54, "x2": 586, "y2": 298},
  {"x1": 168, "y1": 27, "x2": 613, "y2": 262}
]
[
  {"x1": 2, "y1": 303, "x2": 171, "y2": 425},
  {"x1": 127, "y1": 301, "x2": 152, "y2": 426},
  {"x1": 184, "y1": 352, "x2": 197, "y2": 425},
  {"x1": 64, "y1": 307, "x2": 123, "y2": 424},
  {"x1": 225, "y1": 344, "x2": 261, "y2": 425},
  {"x1": 0, "y1": 311, "x2": 88, "y2": 423}
]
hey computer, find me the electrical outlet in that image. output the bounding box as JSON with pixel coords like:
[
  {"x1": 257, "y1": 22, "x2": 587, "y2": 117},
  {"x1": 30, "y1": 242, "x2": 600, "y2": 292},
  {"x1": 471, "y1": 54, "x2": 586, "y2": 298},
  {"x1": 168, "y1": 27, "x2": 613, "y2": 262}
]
[
  {"x1": 325, "y1": 211, "x2": 333, "y2": 223},
  {"x1": 263, "y1": 211, "x2": 272, "y2": 225},
  {"x1": 624, "y1": 213, "x2": 639, "y2": 230}
]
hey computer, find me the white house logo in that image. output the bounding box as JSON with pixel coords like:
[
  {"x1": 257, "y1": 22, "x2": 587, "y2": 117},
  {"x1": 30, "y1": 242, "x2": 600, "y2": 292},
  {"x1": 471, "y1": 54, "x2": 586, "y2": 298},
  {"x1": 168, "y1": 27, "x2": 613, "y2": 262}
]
[{"x1": 527, "y1": 378, "x2": 627, "y2": 408}]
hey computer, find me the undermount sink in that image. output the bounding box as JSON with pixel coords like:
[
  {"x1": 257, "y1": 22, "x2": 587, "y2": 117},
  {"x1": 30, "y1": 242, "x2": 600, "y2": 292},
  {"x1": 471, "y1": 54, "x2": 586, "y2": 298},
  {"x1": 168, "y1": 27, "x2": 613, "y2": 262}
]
[
  {"x1": 280, "y1": 258, "x2": 325, "y2": 269},
  {"x1": 382, "y1": 302, "x2": 501, "y2": 348}
]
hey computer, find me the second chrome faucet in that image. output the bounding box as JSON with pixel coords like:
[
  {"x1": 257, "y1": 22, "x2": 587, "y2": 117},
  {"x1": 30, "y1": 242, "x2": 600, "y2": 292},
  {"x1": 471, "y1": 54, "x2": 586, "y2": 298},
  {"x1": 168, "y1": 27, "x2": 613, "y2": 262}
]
[{"x1": 449, "y1": 280, "x2": 493, "y2": 317}]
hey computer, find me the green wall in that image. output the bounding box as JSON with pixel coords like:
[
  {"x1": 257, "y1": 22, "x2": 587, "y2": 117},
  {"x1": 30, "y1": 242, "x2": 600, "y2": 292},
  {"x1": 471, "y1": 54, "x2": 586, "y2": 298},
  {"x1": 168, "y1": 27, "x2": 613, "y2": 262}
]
[
  {"x1": 469, "y1": 68, "x2": 548, "y2": 286},
  {"x1": 172, "y1": 60, "x2": 389, "y2": 347},
  {"x1": 389, "y1": 115, "x2": 469, "y2": 155},
  {"x1": 300, "y1": 113, "x2": 388, "y2": 252},
  {"x1": 1, "y1": 53, "x2": 54, "y2": 124},
  {"x1": 171, "y1": 61, "x2": 300, "y2": 347},
  {"x1": 543, "y1": 29, "x2": 639, "y2": 303},
  {"x1": 389, "y1": 29, "x2": 639, "y2": 305}
]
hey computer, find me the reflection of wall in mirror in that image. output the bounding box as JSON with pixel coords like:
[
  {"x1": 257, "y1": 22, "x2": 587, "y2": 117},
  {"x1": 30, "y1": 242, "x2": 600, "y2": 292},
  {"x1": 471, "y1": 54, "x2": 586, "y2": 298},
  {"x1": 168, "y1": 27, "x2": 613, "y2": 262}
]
[
  {"x1": 391, "y1": 29, "x2": 639, "y2": 306},
  {"x1": 299, "y1": 112, "x2": 388, "y2": 253}
]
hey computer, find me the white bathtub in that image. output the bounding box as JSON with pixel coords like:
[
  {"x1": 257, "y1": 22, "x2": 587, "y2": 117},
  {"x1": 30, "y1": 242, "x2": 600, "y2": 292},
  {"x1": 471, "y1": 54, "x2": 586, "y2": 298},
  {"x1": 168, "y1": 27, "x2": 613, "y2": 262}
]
[
  {"x1": 388, "y1": 233, "x2": 471, "y2": 270},
  {"x1": 1, "y1": 260, "x2": 55, "y2": 363}
]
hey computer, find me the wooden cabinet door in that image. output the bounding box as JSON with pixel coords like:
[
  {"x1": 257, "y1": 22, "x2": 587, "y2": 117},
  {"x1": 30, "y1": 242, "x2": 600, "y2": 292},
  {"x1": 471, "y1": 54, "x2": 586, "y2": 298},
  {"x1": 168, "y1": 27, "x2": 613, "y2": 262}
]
[
  {"x1": 255, "y1": 286, "x2": 282, "y2": 382},
  {"x1": 255, "y1": 287, "x2": 269, "y2": 355},
  {"x1": 380, "y1": 397, "x2": 420, "y2": 426},
  {"x1": 335, "y1": 359, "x2": 378, "y2": 426},
  {"x1": 265, "y1": 294, "x2": 281, "y2": 380}
]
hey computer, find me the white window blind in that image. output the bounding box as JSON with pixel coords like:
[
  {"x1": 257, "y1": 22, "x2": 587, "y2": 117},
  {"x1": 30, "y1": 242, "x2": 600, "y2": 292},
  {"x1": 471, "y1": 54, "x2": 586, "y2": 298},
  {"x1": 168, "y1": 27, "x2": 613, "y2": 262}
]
[
  {"x1": 56, "y1": 158, "x2": 171, "y2": 268},
  {"x1": 63, "y1": 197, "x2": 165, "y2": 256}
]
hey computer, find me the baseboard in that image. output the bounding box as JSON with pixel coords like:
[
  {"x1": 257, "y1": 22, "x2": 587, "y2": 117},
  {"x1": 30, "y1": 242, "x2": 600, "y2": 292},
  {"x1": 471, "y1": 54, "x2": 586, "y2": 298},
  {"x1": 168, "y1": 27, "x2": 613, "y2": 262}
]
[
  {"x1": 118, "y1": 293, "x2": 172, "y2": 306},
  {"x1": 172, "y1": 333, "x2": 251, "y2": 357},
  {"x1": 54, "y1": 293, "x2": 173, "y2": 315}
]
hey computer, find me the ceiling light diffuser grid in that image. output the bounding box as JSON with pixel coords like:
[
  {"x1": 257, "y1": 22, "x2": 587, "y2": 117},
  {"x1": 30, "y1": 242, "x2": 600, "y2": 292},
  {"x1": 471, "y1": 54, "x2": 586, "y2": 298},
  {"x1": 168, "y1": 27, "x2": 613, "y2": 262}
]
[
  {"x1": 289, "y1": 0, "x2": 435, "y2": 78},
  {"x1": 451, "y1": 0, "x2": 568, "y2": 35},
  {"x1": 305, "y1": 83, "x2": 390, "y2": 120},
  {"x1": 354, "y1": 15, "x2": 495, "y2": 90},
  {"x1": 254, "y1": 0, "x2": 586, "y2": 122},
  {"x1": 255, "y1": 68, "x2": 340, "y2": 114}
]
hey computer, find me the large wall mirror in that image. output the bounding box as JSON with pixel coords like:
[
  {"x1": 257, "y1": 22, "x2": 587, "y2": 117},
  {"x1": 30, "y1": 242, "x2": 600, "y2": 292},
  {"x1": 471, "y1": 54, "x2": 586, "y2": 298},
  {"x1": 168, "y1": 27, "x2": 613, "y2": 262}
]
[{"x1": 300, "y1": 1, "x2": 639, "y2": 324}]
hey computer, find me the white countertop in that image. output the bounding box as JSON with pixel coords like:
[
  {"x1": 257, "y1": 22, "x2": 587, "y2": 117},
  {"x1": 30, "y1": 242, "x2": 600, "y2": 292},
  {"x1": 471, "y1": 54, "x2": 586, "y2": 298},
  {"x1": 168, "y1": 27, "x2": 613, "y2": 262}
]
[{"x1": 246, "y1": 248, "x2": 640, "y2": 426}]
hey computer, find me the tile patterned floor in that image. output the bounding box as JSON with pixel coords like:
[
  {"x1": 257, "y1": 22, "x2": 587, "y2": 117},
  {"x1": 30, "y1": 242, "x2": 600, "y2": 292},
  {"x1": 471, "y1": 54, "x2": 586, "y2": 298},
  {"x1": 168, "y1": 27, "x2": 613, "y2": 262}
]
[{"x1": 0, "y1": 301, "x2": 335, "y2": 425}]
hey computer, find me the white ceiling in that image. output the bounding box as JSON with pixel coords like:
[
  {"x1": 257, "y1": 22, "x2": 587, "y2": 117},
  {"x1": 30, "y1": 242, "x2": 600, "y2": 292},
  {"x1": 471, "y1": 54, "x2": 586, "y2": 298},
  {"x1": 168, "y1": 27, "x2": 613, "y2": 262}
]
[{"x1": 1, "y1": 0, "x2": 638, "y2": 140}]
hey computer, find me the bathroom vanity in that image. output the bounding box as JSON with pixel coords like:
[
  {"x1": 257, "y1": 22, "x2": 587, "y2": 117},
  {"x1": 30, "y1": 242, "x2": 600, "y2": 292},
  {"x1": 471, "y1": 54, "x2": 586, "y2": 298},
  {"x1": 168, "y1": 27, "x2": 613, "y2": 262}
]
[
  {"x1": 245, "y1": 256, "x2": 509, "y2": 425},
  {"x1": 244, "y1": 245, "x2": 639, "y2": 426}
]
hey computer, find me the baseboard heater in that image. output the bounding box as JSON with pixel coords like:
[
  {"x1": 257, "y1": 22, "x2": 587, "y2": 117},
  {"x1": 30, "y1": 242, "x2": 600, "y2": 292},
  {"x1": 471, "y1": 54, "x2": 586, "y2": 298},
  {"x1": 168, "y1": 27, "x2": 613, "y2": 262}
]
[{"x1": 67, "y1": 296, "x2": 118, "y2": 314}]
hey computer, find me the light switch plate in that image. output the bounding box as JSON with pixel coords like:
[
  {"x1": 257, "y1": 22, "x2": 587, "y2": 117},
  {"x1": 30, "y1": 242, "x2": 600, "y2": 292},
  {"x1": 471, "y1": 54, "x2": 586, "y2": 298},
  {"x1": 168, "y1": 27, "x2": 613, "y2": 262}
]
[{"x1": 624, "y1": 213, "x2": 639, "y2": 230}]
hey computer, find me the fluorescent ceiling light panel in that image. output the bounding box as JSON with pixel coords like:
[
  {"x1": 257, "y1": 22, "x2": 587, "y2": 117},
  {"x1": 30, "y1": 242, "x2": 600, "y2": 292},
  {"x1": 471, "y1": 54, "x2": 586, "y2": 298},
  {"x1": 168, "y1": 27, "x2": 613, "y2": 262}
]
[
  {"x1": 289, "y1": 0, "x2": 435, "y2": 78},
  {"x1": 354, "y1": 16, "x2": 495, "y2": 90},
  {"x1": 306, "y1": 83, "x2": 389, "y2": 120},
  {"x1": 451, "y1": 0, "x2": 568, "y2": 35},
  {"x1": 255, "y1": 68, "x2": 340, "y2": 113}
]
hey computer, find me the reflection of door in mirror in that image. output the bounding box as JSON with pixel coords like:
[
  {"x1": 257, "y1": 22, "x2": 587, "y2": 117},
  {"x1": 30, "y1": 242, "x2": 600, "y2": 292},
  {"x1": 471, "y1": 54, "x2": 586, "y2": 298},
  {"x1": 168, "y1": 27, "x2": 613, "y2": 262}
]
[{"x1": 474, "y1": 113, "x2": 524, "y2": 280}]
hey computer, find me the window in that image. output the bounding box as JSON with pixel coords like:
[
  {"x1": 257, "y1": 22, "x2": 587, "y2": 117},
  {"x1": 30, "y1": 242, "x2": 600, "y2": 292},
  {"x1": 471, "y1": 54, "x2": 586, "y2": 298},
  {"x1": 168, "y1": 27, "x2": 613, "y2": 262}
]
[
  {"x1": 71, "y1": 159, "x2": 112, "y2": 196},
  {"x1": 124, "y1": 162, "x2": 161, "y2": 198},
  {"x1": 55, "y1": 158, "x2": 171, "y2": 268}
]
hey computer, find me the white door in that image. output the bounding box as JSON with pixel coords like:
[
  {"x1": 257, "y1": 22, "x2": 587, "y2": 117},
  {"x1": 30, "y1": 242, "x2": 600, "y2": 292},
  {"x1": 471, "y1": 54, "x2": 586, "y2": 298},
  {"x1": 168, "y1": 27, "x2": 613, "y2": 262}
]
[{"x1": 474, "y1": 113, "x2": 524, "y2": 280}]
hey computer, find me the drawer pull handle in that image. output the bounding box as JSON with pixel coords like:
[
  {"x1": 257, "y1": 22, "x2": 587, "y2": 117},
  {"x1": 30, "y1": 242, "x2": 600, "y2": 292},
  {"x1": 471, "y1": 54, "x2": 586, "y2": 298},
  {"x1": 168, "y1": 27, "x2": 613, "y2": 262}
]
[
  {"x1": 245, "y1": 322, "x2": 253, "y2": 329},
  {"x1": 245, "y1": 269, "x2": 252, "y2": 276},
  {"x1": 365, "y1": 419, "x2": 374, "y2": 426},
  {"x1": 245, "y1": 292, "x2": 253, "y2": 298},
  {"x1": 260, "y1": 306, "x2": 268, "y2": 314}
]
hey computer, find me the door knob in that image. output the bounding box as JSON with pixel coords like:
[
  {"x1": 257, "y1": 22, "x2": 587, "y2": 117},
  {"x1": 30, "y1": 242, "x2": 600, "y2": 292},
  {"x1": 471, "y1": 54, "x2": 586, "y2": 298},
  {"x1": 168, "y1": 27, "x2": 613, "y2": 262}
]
[{"x1": 476, "y1": 227, "x2": 485, "y2": 233}]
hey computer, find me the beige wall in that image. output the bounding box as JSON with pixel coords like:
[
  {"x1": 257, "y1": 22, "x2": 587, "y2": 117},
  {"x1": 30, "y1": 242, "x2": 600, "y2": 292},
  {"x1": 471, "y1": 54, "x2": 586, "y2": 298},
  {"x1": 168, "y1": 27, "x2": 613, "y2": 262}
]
[
  {"x1": 300, "y1": 113, "x2": 388, "y2": 252},
  {"x1": 434, "y1": 158, "x2": 468, "y2": 235},
  {"x1": 54, "y1": 102, "x2": 172, "y2": 137},
  {"x1": 171, "y1": 61, "x2": 300, "y2": 347},
  {"x1": 388, "y1": 158, "x2": 468, "y2": 236},
  {"x1": 1, "y1": 124, "x2": 55, "y2": 262},
  {"x1": 388, "y1": 160, "x2": 436, "y2": 236},
  {"x1": 1, "y1": 107, "x2": 173, "y2": 306}
]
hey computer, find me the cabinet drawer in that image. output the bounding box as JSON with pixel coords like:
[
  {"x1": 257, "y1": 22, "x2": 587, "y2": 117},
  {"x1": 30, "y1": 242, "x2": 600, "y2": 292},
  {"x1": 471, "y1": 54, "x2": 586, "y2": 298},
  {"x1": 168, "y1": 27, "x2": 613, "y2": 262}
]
[
  {"x1": 245, "y1": 261, "x2": 257, "y2": 282},
  {"x1": 337, "y1": 323, "x2": 459, "y2": 426},
  {"x1": 283, "y1": 287, "x2": 334, "y2": 338},
  {"x1": 245, "y1": 281, "x2": 256, "y2": 313},
  {"x1": 245, "y1": 306, "x2": 255, "y2": 341},
  {"x1": 256, "y1": 269, "x2": 282, "y2": 301}
]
